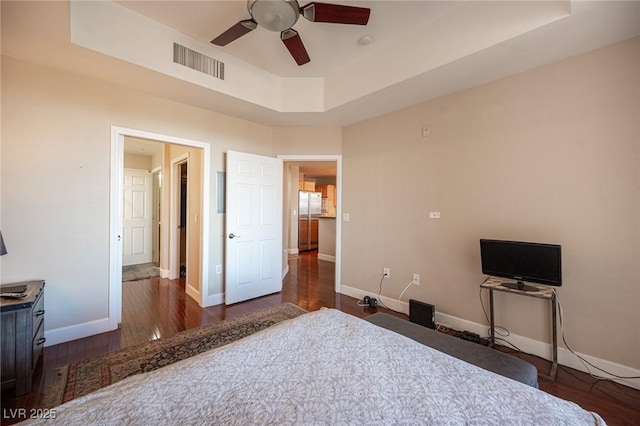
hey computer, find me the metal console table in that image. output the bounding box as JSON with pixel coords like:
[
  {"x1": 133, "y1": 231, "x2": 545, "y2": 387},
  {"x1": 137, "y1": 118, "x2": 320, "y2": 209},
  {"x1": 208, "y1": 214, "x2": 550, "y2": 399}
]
[{"x1": 481, "y1": 277, "x2": 558, "y2": 381}]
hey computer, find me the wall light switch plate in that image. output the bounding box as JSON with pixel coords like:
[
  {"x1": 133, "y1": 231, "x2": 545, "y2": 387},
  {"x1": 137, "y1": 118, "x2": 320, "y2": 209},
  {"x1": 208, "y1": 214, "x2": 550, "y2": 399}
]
[
  {"x1": 343, "y1": 213, "x2": 350, "y2": 222},
  {"x1": 429, "y1": 212, "x2": 441, "y2": 219}
]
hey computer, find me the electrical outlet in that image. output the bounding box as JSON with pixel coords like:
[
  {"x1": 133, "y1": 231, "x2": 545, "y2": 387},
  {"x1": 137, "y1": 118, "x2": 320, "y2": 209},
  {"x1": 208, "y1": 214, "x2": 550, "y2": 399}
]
[
  {"x1": 412, "y1": 273, "x2": 421, "y2": 285},
  {"x1": 383, "y1": 268, "x2": 390, "y2": 278},
  {"x1": 216, "y1": 265, "x2": 222, "y2": 275}
]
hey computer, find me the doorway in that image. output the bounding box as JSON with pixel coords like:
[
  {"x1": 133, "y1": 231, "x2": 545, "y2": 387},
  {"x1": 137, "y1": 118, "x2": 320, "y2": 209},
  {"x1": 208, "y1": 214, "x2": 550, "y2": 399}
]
[
  {"x1": 152, "y1": 168, "x2": 162, "y2": 266},
  {"x1": 278, "y1": 155, "x2": 342, "y2": 294},
  {"x1": 177, "y1": 160, "x2": 188, "y2": 278},
  {"x1": 109, "y1": 126, "x2": 211, "y2": 330},
  {"x1": 121, "y1": 139, "x2": 200, "y2": 290}
]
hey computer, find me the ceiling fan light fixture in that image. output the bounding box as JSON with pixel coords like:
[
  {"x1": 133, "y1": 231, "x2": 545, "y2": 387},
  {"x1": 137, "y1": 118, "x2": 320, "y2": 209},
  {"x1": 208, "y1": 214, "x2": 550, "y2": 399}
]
[{"x1": 248, "y1": 0, "x2": 300, "y2": 32}]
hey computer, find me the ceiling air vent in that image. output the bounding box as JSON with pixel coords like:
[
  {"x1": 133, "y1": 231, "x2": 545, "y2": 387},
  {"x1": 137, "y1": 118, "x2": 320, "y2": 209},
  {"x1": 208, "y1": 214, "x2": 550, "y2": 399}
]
[{"x1": 173, "y1": 43, "x2": 224, "y2": 80}]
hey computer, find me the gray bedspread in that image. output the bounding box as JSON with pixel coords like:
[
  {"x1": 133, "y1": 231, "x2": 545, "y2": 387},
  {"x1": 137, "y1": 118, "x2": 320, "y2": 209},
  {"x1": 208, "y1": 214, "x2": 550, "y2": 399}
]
[
  {"x1": 364, "y1": 312, "x2": 539, "y2": 388},
  {"x1": 24, "y1": 308, "x2": 606, "y2": 425}
]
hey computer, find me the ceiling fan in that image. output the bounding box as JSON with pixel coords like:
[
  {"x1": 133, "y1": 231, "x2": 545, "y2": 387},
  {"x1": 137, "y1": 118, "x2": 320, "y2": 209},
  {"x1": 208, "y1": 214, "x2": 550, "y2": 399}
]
[{"x1": 211, "y1": 0, "x2": 371, "y2": 66}]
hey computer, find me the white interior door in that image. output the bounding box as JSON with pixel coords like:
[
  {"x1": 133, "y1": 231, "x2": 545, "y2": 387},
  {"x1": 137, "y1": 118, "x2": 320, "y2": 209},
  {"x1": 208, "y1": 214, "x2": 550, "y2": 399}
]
[
  {"x1": 225, "y1": 151, "x2": 283, "y2": 304},
  {"x1": 123, "y1": 169, "x2": 153, "y2": 266}
]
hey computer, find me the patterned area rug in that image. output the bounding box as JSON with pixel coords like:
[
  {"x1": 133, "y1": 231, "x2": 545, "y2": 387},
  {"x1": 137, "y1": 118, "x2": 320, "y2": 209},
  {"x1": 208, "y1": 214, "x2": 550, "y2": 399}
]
[
  {"x1": 122, "y1": 262, "x2": 159, "y2": 282},
  {"x1": 42, "y1": 303, "x2": 307, "y2": 408}
]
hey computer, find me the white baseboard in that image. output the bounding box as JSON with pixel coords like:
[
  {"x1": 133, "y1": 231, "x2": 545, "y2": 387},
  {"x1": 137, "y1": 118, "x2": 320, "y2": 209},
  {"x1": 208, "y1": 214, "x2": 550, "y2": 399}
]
[
  {"x1": 317, "y1": 253, "x2": 336, "y2": 263},
  {"x1": 339, "y1": 284, "x2": 367, "y2": 304},
  {"x1": 159, "y1": 268, "x2": 170, "y2": 278},
  {"x1": 45, "y1": 318, "x2": 112, "y2": 347},
  {"x1": 185, "y1": 282, "x2": 200, "y2": 302},
  {"x1": 432, "y1": 311, "x2": 640, "y2": 390},
  {"x1": 282, "y1": 264, "x2": 290, "y2": 279},
  {"x1": 288, "y1": 248, "x2": 299, "y2": 255},
  {"x1": 555, "y1": 346, "x2": 640, "y2": 391},
  {"x1": 339, "y1": 284, "x2": 640, "y2": 391},
  {"x1": 204, "y1": 292, "x2": 224, "y2": 307},
  {"x1": 340, "y1": 285, "x2": 408, "y2": 313}
]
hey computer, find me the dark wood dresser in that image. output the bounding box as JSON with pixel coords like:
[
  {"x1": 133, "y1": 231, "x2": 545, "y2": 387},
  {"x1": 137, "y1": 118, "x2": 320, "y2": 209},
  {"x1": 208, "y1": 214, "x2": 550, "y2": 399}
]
[{"x1": 1, "y1": 280, "x2": 45, "y2": 395}]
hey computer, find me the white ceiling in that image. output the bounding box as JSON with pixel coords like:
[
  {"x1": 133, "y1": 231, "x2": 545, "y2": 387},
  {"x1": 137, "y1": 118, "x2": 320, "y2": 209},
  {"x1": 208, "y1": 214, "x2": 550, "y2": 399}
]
[
  {"x1": 2, "y1": 1, "x2": 639, "y2": 127},
  {"x1": 124, "y1": 137, "x2": 165, "y2": 158},
  {"x1": 116, "y1": 0, "x2": 460, "y2": 78},
  {"x1": 290, "y1": 161, "x2": 337, "y2": 178}
]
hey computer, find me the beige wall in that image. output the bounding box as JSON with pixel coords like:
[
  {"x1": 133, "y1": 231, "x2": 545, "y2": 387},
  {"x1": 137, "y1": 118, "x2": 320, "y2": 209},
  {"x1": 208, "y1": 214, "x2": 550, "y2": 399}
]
[
  {"x1": 2, "y1": 33, "x2": 638, "y2": 376},
  {"x1": 123, "y1": 153, "x2": 152, "y2": 170},
  {"x1": 272, "y1": 127, "x2": 342, "y2": 155},
  {"x1": 0, "y1": 56, "x2": 273, "y2": 331},
  {"x1": 342, "y1": 37, "x2": 640, "y2": 369},
  {"x1": 284, "y1": 164, "x2": 300, "y2": 255},
  {"x1": 318, "y1": 218, "x2": 336, "y2": 258},
  {"x1": 168, "y1": 144, "x2": 202, "y2": 295}
]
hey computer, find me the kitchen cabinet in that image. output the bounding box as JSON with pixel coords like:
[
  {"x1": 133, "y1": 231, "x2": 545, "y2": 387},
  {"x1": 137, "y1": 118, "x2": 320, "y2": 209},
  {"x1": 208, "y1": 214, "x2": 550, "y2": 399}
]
[
  {"x1": 317, "y1": 185, "x2": 335, "y2": 203},
  {"x1": 298, "y1": 181, "x2": 315, "y2": 191},
  {"x1": 317, "y1": 184, "x2": 336, "y2": 216}
]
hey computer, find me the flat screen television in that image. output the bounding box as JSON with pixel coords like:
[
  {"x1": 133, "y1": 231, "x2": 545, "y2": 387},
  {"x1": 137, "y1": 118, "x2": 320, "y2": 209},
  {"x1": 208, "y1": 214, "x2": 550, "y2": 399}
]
[{"x1": 480, "y1": 239, "x2": 562, "y2": 291}]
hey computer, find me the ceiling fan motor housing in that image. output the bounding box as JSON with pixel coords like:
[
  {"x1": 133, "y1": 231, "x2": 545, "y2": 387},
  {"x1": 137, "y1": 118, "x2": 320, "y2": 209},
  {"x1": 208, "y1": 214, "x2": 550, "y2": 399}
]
[
  {"x1": 248, "y1": 0, "x2": 300, "y2": 32},
  {"x1": 212, "y1": 0, "x2": 371, "y2": 66}
]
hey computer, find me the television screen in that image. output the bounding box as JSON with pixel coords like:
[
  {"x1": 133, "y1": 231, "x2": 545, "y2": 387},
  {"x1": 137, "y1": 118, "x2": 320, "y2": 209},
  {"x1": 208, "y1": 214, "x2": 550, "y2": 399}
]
[{"x1": 480, "y1": 239, "x2": 562, "y2": 290}]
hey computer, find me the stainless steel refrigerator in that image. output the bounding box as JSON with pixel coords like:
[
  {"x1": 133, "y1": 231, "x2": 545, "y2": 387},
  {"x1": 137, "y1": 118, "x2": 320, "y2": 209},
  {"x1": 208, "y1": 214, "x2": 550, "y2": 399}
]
[{"x1": 298, "y1": 191, "x2": 322, "y2": 251}]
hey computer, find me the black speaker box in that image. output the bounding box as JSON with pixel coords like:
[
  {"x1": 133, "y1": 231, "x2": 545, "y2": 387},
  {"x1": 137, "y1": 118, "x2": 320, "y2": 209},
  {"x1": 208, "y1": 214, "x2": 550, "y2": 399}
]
[{"x1": 409, "y1": 299, "x2": 436, "y2": 330}]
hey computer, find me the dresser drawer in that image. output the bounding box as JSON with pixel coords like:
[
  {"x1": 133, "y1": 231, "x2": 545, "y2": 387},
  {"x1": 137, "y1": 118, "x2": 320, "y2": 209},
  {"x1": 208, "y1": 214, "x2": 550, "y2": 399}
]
[
  {"x1": 31, "y1": 289, "x2": 45, "y2": 339},
  {"x1": 32, "y1": 320, "x2": 45, "y2": 370}
]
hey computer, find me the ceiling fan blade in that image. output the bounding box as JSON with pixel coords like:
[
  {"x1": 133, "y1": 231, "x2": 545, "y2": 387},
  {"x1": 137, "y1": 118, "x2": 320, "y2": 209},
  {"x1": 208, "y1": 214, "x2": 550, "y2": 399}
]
[
  {"x1": 281, "y1": 29, "x2": 310, "y2": 66},
  {"x1": 301, "y1": 2, "x2": 370, "y2": 25},
  {"x1": 211, "y1": 19, "x2": 257, "y2": 46}
]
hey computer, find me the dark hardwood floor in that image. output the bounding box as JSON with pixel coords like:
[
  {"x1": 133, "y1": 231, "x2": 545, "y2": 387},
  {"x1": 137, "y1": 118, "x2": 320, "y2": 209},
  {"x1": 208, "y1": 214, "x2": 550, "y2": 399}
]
[{"x1": 2, "y1": 251, "x2": 639, "y2": 425}]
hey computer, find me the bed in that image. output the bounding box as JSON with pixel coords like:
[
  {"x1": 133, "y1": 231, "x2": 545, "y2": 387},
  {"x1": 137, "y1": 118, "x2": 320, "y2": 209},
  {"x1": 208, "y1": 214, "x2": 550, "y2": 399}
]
[
  {"x1": 24, "y1": 309, "x2": 605, "y2": 425},
  {"x1": 364, "y1": 312, "x2": 539, "y2": 388}
]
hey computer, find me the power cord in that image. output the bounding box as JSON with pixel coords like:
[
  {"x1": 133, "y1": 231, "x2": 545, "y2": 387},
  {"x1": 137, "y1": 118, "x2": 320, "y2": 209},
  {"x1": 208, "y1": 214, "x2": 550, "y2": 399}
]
[
  {"x1": 478, "y1": 284, "x2": 510, "y2": 339},
  {"x1": 356, "y1": 298, "x2": 372, "y2": 307},
  {"x1": 398, "y1": 280, "x2": 415, "y2": 301},
  {"x1": 355, "y1": 273, "x2": 388, "y2": 308},
  {"x1": 479, "y1": 281, "x2": 639, "y2": 382},
  {"x1": 376, "y1": 273, "x2": 387, "y2": 308},
  {"x1": 436, "y1": 323, "x2": 450, "y2": 333},
  {"x1": 553, "y1": 289, "x2": 640, "y2": 381},
  {"x1": 494, "y1": 337, "x2": 524, "y2": 354}
]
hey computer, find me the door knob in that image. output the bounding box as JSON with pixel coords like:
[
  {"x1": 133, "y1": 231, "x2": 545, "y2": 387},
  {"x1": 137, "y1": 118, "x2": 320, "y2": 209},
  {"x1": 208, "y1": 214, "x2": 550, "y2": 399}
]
[{"x1": 228, "y1": 233, "x2": 241, "y2": 239}]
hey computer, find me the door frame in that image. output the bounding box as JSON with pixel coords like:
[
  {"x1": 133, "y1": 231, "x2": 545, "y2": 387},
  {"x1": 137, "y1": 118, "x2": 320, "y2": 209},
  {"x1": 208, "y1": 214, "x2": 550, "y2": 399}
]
[
  {"x1": 109, "y1": 126, "x2": 211, "y2": 330},
  {"x1": 170, "y1": 153, "x2": 189, "y2": 280},
  {"x1": 151, "y1": 166, "x2": 162, "y2": 266},
  {"x1": 278, "y1": 154, "x2": 342, "y2": 294}
]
